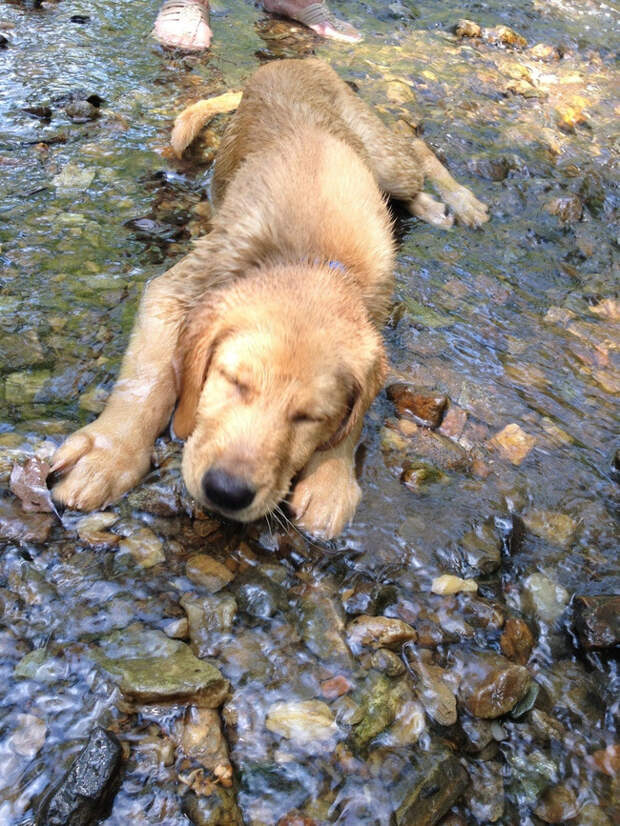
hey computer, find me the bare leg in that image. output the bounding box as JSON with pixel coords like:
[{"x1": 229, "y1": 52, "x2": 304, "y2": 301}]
[
  {"x1": 263, "y1": 0, "x2": 361, "y2": 43},
  {"x1": 52, "y1": 271, "x2": 188, "y2": 510},
  {"x1": 288, "y1": 420, "x2": 363, "y2": 539}
]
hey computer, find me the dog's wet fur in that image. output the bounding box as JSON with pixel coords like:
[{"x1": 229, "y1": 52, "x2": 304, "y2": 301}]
[{"x1": 52, "y1": 59, "x2": 488, "y2": 538}]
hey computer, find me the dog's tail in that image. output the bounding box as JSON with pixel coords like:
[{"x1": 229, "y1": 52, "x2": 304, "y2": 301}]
[{"x1": 171, "y1": 91, "x2": 243, "y2": 158}]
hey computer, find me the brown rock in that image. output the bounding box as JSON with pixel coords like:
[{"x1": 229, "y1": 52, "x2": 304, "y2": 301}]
[
  {"x1": 186, "y1": 554, "x2": 234, "y2": 593},
  {"x1": 545, "y1": 195, "x2": 583, "y2": 223},
  {"x1": 387, "y1": 382, "x2": 448, "y2": 428},
  {"x1": 411, "y1": 661, "x2": 458, "y2": 726},
  {"x1": 395, "y1": 753, "x2": 470, "y2": 825},
  {"x1": 487, "y1": 423, "x2": 537, "y2": 465},
  {"x1": 530, "y1": 43, "x2": 561, "y2": 60},
  {"x1": 573, "y1": 595, "x2": 620, "y2": 650},
  {"x1": 321, "y1": 675, "x2": 352, "y2": 699},
  {"x1": 460, "y1": 655, "x2": 531, "y2": 719},
  {"x1": 277, "y1": 813, "x2": 317, "y2": 826},
  {"x1": 500, "y1": 618, "x2": 534, "y2": 664},
  {"x1": 534, "y1": 784, "x2": 579, "y2": 823},
  {"x1": 0, "y1": 497, "x2": 54, "y2": 543},
  {"x1": 10, "y1": 457, "x2": 54, "y2": 513},
  {"x1": 483, "y1": 25, "x2": 527, "y2": 48},
  {"x1": 438, "y1": 405, "x2": 467, "y2": 441},
  {"x1": 454, "y1": 19, "x2": 481, "y2": 38},
  {"x1": 589, "y1": 744, "x2": 620, "y2": 777},
  {"x1": 346, "y1": 615, "x2": 417, "y2": 651}
]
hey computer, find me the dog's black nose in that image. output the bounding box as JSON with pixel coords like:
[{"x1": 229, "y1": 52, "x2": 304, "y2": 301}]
[{"x1": 202, "y1": 468, "x2": 255, "y2": 511}]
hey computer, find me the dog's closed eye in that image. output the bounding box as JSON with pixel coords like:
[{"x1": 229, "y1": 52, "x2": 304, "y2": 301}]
[
  {"x1": 291, "y1": 411, "x2": 324, "y2": 424},
  {"x1": 218, "y1": 367, "x2": 251, "y2": 396}
]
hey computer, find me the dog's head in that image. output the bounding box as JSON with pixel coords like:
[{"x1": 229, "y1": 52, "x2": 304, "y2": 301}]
[{"x1": 173, "y1": 267, "x2": 386, "y2": 523}]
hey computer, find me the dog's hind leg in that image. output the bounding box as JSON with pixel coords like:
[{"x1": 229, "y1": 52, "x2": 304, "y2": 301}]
[{"x1": 335, "y1": 83, "x2": 488, "y2": 227}]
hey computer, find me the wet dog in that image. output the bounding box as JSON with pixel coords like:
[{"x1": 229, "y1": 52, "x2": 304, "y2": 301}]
[{"x1": 52, "y1": 58, "x2": 488, "y2": 538}]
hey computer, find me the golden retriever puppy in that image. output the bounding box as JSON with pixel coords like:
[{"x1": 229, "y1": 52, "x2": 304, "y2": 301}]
[{"x1": 51, "y1": 58, "x2": 488, "y2": 538}]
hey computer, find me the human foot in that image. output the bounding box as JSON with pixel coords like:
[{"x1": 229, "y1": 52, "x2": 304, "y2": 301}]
[
  {"x1": 263, "y1": 0, "x2": 362, "y2": 43},
  {"x1": 152, "y1": 0, "x2": 212, "y2": 51}
]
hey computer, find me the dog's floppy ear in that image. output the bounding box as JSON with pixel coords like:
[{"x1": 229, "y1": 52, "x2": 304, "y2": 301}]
[
  {"x1": 172, "y1": 304, "x2": 223, "y2": 440},
  {"x1": 319, "y1": 327, "x2": 387, "y2": 451}
]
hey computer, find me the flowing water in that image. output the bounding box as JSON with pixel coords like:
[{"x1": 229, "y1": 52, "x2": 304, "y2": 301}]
[{"x1": 0, "y1": 0, "x2": 618, "y2": 824}]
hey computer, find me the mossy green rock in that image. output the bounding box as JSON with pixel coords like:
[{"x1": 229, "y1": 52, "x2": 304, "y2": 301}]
[{"x1": 91, "y1": 623, "x2": 228, "y2": 705}]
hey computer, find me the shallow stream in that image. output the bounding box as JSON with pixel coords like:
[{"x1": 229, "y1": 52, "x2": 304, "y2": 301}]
[{"x1": 0, "y1": 0, "x2": 618, "y2": 824}]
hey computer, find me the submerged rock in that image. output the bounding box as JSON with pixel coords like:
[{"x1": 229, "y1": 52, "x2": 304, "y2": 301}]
[
  {"x1": 346, "y1": 615, "x2": 417, "y2": 652},
  {"x1": 534, "y1": 784, "x2": 579, "y2": 823},
  {"x1": 431, "y1": 575, "x2": 477, "y2": 595},
  {"x1": 394, "y1": 752, "x2": 469, "y2": 826},
  {"x1": 118, "y1": 527, "x2": 165, "y2": 568},
  {"x1": 37, "y1": 727, "x2": 122, "y2": 826},
  {"x1": 454, "y1": 19, "x2": 481, "y2": 38},
  {"x1": 460, "y1": 520, "x2": 502, "y2": 573},
  {"x1": 0, "y1": 496, "x2": 54, "y2": 543},
  {"x1": 265, "y1": 700, "x2": 339, "y2": 746},
  {"x1": 186, "y1": 554, "x2": 235, "y2": 594},
  {"x1": 500, "y1": 618, "x2": 534, "y2": 664},
  {"x1": 92, "y1": 624, "x2": 228, "y2": 705},
  {"x1": 182, "y1": 788, "x2": 243, "y2": 826},
  {"x1": 523, "y1": 573, "x2": 570, "y2": 623},
  {"x1": 487, "y1": 423, "x2": 537, "y2": 465},
  {"x1": 459, "y1": 654, "x2": 531, "y2": 718},
  {"x1": 386, "y1": 382, "x2": 448, "y2": 428},
  {"x1": 572, "y1": 594, "x2": 620, "y2": 650},
  {"x1": 467, "y1": 760, "x2": 504, "y2": 823}
]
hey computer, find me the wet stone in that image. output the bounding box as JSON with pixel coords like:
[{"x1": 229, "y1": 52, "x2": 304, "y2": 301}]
[
  {"x1": 500, "y1": 618, "x2": 535, "y2": 664},
  {"x1": 346, "y1": 615, "x2": 417, "y2": 652},
  {"x1": 467, "y1": 760, "x2": 504, "y2": 823},
  {"x1": 394, "y1": 752, "x2": 470, "y2": 826},
  {"x1": 265, "y1": 700, "x2": 339, "y2": 746},
  {"x1": 523, "y1": 509, "x2": 577, "y2": 547},
  {"x1": 431, "y1": 575, "x2": 477, "y2": 595},
  {"x1": 411, "y1": 661, "x2": 457, "y2": 726},
  {"x1": 126, "y1": 478, "x2": 184, "y2": 517},
  {"x1": 37, "y1": 727, "x2": 122, "y2": 826},
  {"x1": 483, "y1": 25, "x2": 527, "y2": 48},
  {"x1": 234, "y1": 568, "x2": 286, "y2": 619},
  {"x1": 459, "y1": 653, "x2": 531, "y2": 718},
  {"x1": 92, "y1": 624, "x2": 228, "y2": 705},
  {"x1": 488, "y1": 423, "x2": 537, "y2": 465},
  {"x1": 76, "y1": 511, "x2": 119, "y2": 547},
  {"x1": 545, "y1": 194, "x2": 583, "y2": 223},
  {"x1": 387, "y1": 382, "x2": 448, "y2": 428},
  {"x1": 369, "y1": 648, "x2": 406, "y2": 677},
  {"x1": 351, "y1": 673, "x2": 401, "y2": 749},
  {"x1": 118, "y1": 527, "x2": 165, "y2": 568},
  {"x1": 65, "y1": 101, "x2": 100, "y2": 123},
  {"x1": 0, "y1": 329, "x2": 45, "y2": 370},
  {"x1": 460, "y1": 714, "x2": 495, "y2": 753},
  {"x1": 534, "y1": 784, "x2": 579, "y2": 823},
  {"x1": 401, "y1": 462, "x2": 446, "y2": 492},
  {"x1": 10, "y1": 713, "x2": 47, "y2": 758},
  {"x1": 181, "y1": 592, "x2": 238, "y2": 656},
  {"x1": 454, "y1": 19, "x2": 481, "y2": 38},
  {"x1": 572, "y1": 594, "x2": 620, "y2": 650},
  {"x1": 182, "y1": 787, "x2": 243, "y2": 826},
  {"x1": 296, "y1": 585, "x2": 353, "y2": 668},
  {"x1": 460, "y1": 520, "x2": 502, "y2": 574},
  {"x1": 0, "y1": 496, "x2": 54, "y2": 543},
  {"x1": 186, "y1": 554, "x2": 235, "y2": 594},
  {"x1": 523, "y1": 573, "x2": 570, "y2": 623},
  {"x1": 468, "y1": 156, "x2": 511, "y2": 181}
]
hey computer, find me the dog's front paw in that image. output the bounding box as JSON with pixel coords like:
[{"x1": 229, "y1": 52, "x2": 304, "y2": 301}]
[
  {"x1": 289, "y1": 460, "x2": 362, "y2": 540},
  {"x1": 51, "y1": 423, "x2": 152, "y2": 511},
  {"x1": 445, "y1": 186, "x2": 489, "y2": 228}
]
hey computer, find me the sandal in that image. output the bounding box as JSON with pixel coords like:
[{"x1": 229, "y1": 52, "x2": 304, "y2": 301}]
[
  {"x1": 152, "y1": 0, "x2": 212, "y2": 52},
  {"x1": 267, "y1": 1, "x2": 362, "y2": 43}
]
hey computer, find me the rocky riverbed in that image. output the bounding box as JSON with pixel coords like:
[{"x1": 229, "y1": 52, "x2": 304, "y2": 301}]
[{"x1": 0, "y1": 0, "x2": 618, "y2": 824}]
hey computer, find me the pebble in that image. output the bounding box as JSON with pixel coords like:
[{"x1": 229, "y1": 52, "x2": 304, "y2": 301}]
[
  {"x1": 186, "y1": 554, "x2": 234, "y2": 593},
  {"x1": 386, "y1": 382, "x2": 448, "y2": 428},
  {"x1": 176, "y1": 707, "x2": 232, "y2": 782},
  {"x1": 483, "y1": 25, "x2": 527, "y2": 48},
  {"x1": 76, "y1": 511, "x2": 119, "y2": 546},
  {"x1": 320, "y1": 675, "x2": 352, "y2": 699},
  {"x1": 0, "y1": 497, "x2": 54, "y2": 543},
  {"x1": 523, "y1": 573, "x2": 570, "y2": 623},
  {"x1": 454, "y1": 19, "x2": 481, "y2": 38},
  {"x1": 400, "y1": 462, "x2": 445, "y2": 492},
  {"x1": 460, "y1": 520, "x2": 502, "y2": 573},
  {"x1": 386, "y1": 699, "x2": 426, "y2": 746},
  {"x1": 487, "y1": 423, "x2": 537, "y2": 465},
  {"x1": 500, "y1": 618, "x2": 534, "y2": 664},
  {"x1": 523, "y1": 509, "x2": 578, "y2": 547},
  {"x1": 52, "y1": 162, "x2": 96, "y2": 191},
  {"x1": 534, "y1": 784, "x2": 579, "y2": 823},
  {"x1": 411, "y1": 661, "x2": 457, "y2": 726},
  {"x1": 118, "y1": 527, "x2": 165, "y2": 568},
  {"x1": 589, "y1": 744, "x2": 620, "y2": 777},
  {"x1": 459, "y1": 654, "x2": 531, "y2": 718},
  {"x1": 431, "y1": 575, "x2": 478, "y2": 595},
  {"x1": 265, "y1": 700, "x2": 339, "y2": 745},
  {"x1": 467, "y1": 760, "x2": 504, "y2": 823},
  {"x1": 395, "y1": 752, "x2": 469, "y2": 825},
  {"x1": 9, "y1": 713, "x2": 47, "y2": 758},
  {"x1": 181, "y1": 593, "x2": 237, "y2": 656},
  {"x1": 545, "y1": 194, "x2": 583, "y2": 223},
  {"x1": 65, "y1": 101, "x2": 100, "y2": 122},
  {"x1": 369, "y1": 648, "x2": 406, "y2": 677},
  {"x1": 346, "y1": 615, "x2": 417, "y2": 651},
  {"x1": 572, "y1": 595, "x2": 620, "y2": 650}
]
